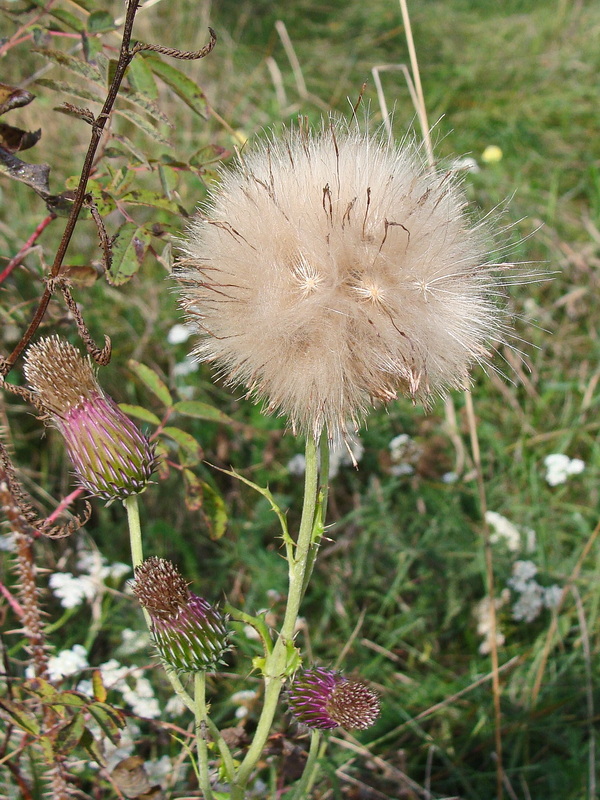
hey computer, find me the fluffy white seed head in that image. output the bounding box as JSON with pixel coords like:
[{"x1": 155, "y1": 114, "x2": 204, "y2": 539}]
[{"x1": 176, "y1": 120, "x2": 506, "y2": 440}]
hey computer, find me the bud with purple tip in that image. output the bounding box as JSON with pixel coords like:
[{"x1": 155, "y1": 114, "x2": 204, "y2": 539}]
[
  {"x1": 131, "y1": 557, "x2": 231, "y2": 673},
  {"x1": 287, "y1": 667, "x2": 380, "y2": 731},
  {"x1": 24, "y1": 336, "x2": 157, "y2": 502}
]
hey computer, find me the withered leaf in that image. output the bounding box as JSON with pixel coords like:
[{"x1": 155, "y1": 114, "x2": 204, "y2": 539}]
[
  {"x1": 0, "y1": 122, "x2": 42, "y2": 153},
  {"x1": 0, "y1": 83, "x2": 35, "y2": 116},
  {"x1": 0, "y1": 146, "x2": 50, "y2": 198}
]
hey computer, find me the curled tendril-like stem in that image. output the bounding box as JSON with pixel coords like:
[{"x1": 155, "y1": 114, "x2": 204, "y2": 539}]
[
  {"x1": 0, "y1": 440, "x2": 92, "y2": 539},
  {"x1": 86, "y1": 199, "x2": 113, "y2": 274},
  {"x1": 52, "y1": 279, "x2": 112, "y2": 365},
  {"x1": 131, "y1": 27, "x2": 217, "y2": 60}
]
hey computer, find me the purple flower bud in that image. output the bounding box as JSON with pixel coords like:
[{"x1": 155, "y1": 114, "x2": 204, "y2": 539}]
[
  {"x1": 131, "y1": 557, "x2": 231, "y2": 673},
  {"x1": 24, "y1": 336, "x2": 157, "y2": 502},
  {"x1": 287, "y1": 667, "x2": 380, "y2": 731}
]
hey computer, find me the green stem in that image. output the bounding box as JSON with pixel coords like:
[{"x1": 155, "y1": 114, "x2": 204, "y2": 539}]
[
  {"x1": 232, "y1": 436, "x2": 321, "y2": 793},
  {"x1": 194, "y1": 672, "x2": 214, "y2": 800},
  {"x1": 124, "y1": 494, "x2": 144, "y2": 570},
  {"x1": 290, "y1": 730, "x2": 324, "y2": 800}
]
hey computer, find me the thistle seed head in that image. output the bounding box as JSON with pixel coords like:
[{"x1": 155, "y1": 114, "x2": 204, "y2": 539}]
[
  {"x1": 132, "y1": 557, "x2": 231, "y2": 673},
  {"x1": 24, "y1": 336, "x2": 157, "y2": 501},
  {"x1": 287, "y1": 666, "x2": 380, "y2": 731},
  {"x1": 176, "y1": 120, "x2": 508, "y2": 440}
]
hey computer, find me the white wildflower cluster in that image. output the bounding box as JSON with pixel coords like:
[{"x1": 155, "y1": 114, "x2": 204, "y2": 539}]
[
  {"x1": 286, "y1": 434, "x2": 364, "y2": 479},
  {"x1": 544, "y1": 453, "x2": 585, "y2": 487},
  {"x1": 41, "y1": 644, "x2": 89, "y2": 681},
  {"x1": 230, "y1": 689, "x2": 259, "y2": 719},
  {"x1": 485, "y1": 511, "x2": 535, "y2": 553},
  {"x1": 49, "y1": 547, "x2": 130, "y2": 609},
  {"x1": 388, "y1": 433, "x2": 421, "y2": 477},
  {"x1": 79, "y1": 658, "x2": 161, "y2": 719},
  {"x1": 474, "y1": 591, "x2": 510, "y2": 655},
  {"x1": 507, "y1": 560, "x2": 563, "y2": 623}
]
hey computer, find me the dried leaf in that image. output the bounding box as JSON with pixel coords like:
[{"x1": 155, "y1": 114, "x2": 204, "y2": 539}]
[
  {"x1": 33, "y1": 48, "x2": 103, "y2": 85},
  {"x1": 0, "y1": 122, "x2": 41, "y2": 153},
  {"x1": 0, "y1": 146, "x2": 50, "y2": 198},
  {"x1": 0, "y1": 82, "x2": 35, "y2": 116},
  {"x1": 115, "y1": 107, "x2": 171, "y2": 145}
]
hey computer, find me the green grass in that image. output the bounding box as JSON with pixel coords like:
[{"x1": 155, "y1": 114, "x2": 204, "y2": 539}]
[{"x1": 1, "y1": 0, "x2": 599, "y2": 798}]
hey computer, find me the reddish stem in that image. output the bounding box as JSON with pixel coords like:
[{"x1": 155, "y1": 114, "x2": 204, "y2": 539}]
[{"x1": 0, "y1": 214, "x2": 56, "y2": 285}]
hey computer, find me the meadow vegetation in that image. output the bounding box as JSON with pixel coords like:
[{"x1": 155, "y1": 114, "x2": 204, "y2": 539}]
[{"x1": 1, "y1": 0, "x2": 599, "y2": 797}]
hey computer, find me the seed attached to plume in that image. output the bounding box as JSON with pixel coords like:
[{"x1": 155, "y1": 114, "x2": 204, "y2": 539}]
[
  {"x1": 287, "y1": 667, "x2": 380, "y2": 731},
  {"x1": 131, "y1": 556, "x2": 231, "y2": 673},
  {"x1": 176, "y1": 120, "x2": 506, "y2": 440},
  {"x1": 24, "y1": 336, "x2": 157, "y2": 502}
]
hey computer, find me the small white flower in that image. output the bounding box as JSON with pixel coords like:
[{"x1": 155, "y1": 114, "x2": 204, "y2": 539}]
[
  {"x1": 167, "y1": 323, "x2": 194, "y2": 345},
  {"x1": 231, "y1": 689, "x2": 258, "y2": 719},
  {"x1": 0, "y1": 533, "x2": 16, "y2": 551},
  {"x1": 46, "y1": 644, "x2": 89, "y2": 681},
  {"x1": 544, "y1": 453, "x2": 585, "y2": 487},
  {"x1": 452, "y1": 156, "x2": 480, "y2": 173},
  {"x1": 49, "y1": 572, "x2": 96, "y2": 609},
  {"x1": 117, "y1": 628, "x2": 150, "y2": 656},
  {"x1": 390, "y1": 463, "x2": 414, "y2": 477},
  {"x1": 173, "y1": 357, "x2": 199, "y2": 377},
  {"x1": 389, "y1": 433, "x2": 412, "y2": 462},
  {"x1": 473, "y1": 591, "x2": 509, "y2": 655},
  {"x1": 286, "y1": 453, "x2": 307, "y2": 476},
  {"x1": 165, "y1": 694, "x2": 187, "y2": 717},
  {"x1": 543, "y1": 585, "x2": 563, "y2": 609},
  {"x1": 442, "y1": 471, "x2": 458, "y2": 484},
  {"x1": 512, "y1": 584, "x2": 544, "y2": 622},
  {"x1": 328, "y1": 435, "x2": 364, "y2": 478},
  {"x1": 122, "y1": 677, "x2": 161, "y2": 719},
  {"x1": 508, "y1": 560, "x2": 538, "y2": 592},
  {"x1": 144, "y1": 755, "x2": 173, "y2": 785},
  {"x1": 485, "y1": 511, "x2": 523, "y2": 553}
]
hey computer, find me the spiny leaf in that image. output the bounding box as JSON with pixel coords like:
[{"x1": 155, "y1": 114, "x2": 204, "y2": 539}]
[
  {"x1": 127, "y1": 360, "x2": 173, "y2": 407},
  {"x1": 173, "y1": 400, "x2": 235, "y2": 425},
  {"x1": 145, "y1": 55, "x2": 209, "y2": 117},
  {"x1": 107, "y1": 222, "x2": 151, "y2": 285}
]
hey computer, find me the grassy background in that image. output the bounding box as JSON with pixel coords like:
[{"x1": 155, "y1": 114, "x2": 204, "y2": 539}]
[{"x1": 1, "y1": 0, "x2": 599, "y2": 797}]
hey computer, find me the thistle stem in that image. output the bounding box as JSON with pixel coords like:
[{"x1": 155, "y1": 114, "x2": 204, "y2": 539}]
[
  {"x1": 290, "y1": 730, "x2": 324, "y2": 799},
  {"x1": 123, "y1": 495, "x2": 196, "y2": 726},
  {"x1": 232, "y1": 435, "x2": 321, "y2": 793},
  {"x1": 194, "y1": 672, "x2": 215, "y2": 800}
]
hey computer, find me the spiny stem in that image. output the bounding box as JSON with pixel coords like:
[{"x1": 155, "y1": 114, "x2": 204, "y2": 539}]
[
  {"x1": 195, "y1": 672, "x2": 215, "y2": 800},
  {"x1": 232, "y1": 435, "x2": 322, "y2": 792}
]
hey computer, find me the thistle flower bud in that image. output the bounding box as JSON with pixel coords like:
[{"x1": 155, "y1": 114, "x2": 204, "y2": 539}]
[
  {"x1": 23, "y1": 336, "x2": 157, "y2": 502},
  {"x1": 287, "y1": 667, "x2": 380, "y2": 731},
  {"x1": 176, "y1": 119, "x2": 510, "y2": 440},
  {"x1": 131, "y1": 557, "x2": 230, "y2": 673}
]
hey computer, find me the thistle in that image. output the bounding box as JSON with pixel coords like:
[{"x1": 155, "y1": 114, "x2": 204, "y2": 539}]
[
  {"x1": 131, "y1": 557, "x2": 230, "y2": 673},
  {"x1": 23, "y1": 336, "x2": 157, "y2": 502},
  {"x1": 287, "y1": 667, "x2": 380, "y2": 731},
  {"x1": 176, "y1": 119, "x2": 508, "y2": 440}
]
